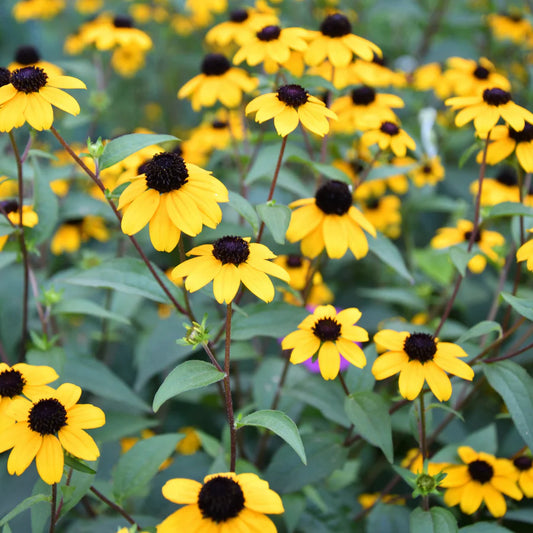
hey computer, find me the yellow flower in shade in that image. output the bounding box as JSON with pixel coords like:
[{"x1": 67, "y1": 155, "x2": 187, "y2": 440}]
[
  {"x1": 246, "y1": 84, "x2": 337, "y2": 137},
  {"x1": 487, "y1": 12, "x2": 533, "y2": 44},
  {"x1": 286, "y1": 180, "x2": 376, "y2": 259},
  {"x1": 372, "y1": 330, "x2": 474, "y2": 401},
  {"x1": 8, "y1": 45, "x2": 63, "y2": 77},
  {"x1": 430, "y1": 219, "x2": 505, "y2": 274},
  {"x1": 304, "y1": 12, "x2": 381, "y2": 68},
  {"x1": 117, "y1": 152, "x2": 228, "y2": 252},
  {"x1": 445, "y1": 88, "x2": 533, "y2": 135},
  {"x1": 176, "y1": 426, "x2": 202, "y2": 455},
  {"x1": 331, "y1": 85, "x2": 404, "y2": 132},
  {"x1": 158, "y1": 472, "x2": 284, "y2": 532},
  {"x1": 401, "y1": 448, "x2": 447, "y2": 476},
  {"x1": 477, "y1": 122, "x2": 533, "y2": 172},
  {"x1": 111, "y1": 46, "x2": 147, "y2": 78},
  {"x1": 233, "y1": 25, "x2": 309, "y2": 74},
  {"x1": 75, "y1": 0, "x2": 103, "y2": 15},
  {"x1": 0, "y1": 383, "x2": 105, "y2": 484},
  {"x1": 470, "y1": 166, "x2": 522, "y2": 206},
  {"x1": 13, "y1": 0, "x2": 65, "y2": 21},
  {"x1": 171, "y1": 236, "x2": 290, "y2": 304},
  {"x1": 184, "y1": 0, "x2": 227, "y2": 27},
  {"x1": 410, "y1": 156, "x2": 445, "y2": 187},
  {"x1": 50, "y1": 216, "x2": 110, "y2": 255},
  {"x1": 360, "y1": 195, "x2": 402, "y2": 239},
  {"x1": 513, "y1": 455, "x2": 533, "y2": 497},
  {"x1": 360, "y1": 120, "x2": 416, "y2": 157},
  {"x1": 178, "y1": 53, "x2": 258, "y2": 111},
  {"x1": 358, "y1": 493, "x2": 405, "y2": 509},
  {"x1": 517, "y1": 230, "x2": 533, "y2": 271},
  {"x1": 441, "y1": 446, "x2": 522, "y2": 517},
  {"x1": 444, "y1": 57, "x2": 511, "y2": 96},
  {"x1": 282, "y1": 305, "x2": 368, "y2": 380},
  {"x1": 350, "y1": 54, "x2": 407, "y2": 89},
  {"x1": 0, "y1": 66, "x2": 86, "y2": 132},
  {"x1": 0, "y1": 201, "x2": 39, "y2": 251},
  {"x1": 411, "y1": 62, "x2": 452, "y2": 99}
]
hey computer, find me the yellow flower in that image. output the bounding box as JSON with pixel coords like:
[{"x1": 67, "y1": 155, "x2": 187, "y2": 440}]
[
  {"x1": 360, "y1": 120, "x2": 416, "y2": 157},
  {"x1": 304, "y1": 12, "x2": 381, "y2": 67},
  {"x1": 410, "y1": 156, "x2": 445, "y2": 187},
  {"x1": 372, "y1": 330, "x2": 474, "y2": 401},
  {"x1": 157, "y1": 472, "x2": 284, "y2": 532},
  {"x1": 487, "y1": 12, "x2": 533, "y2": 44},
  {"x1": 360, "y1": 195, "x2": 402, "y2": 239},
  {"x1": 176, "y1": 426, "x2": 201, "y2": 455},
  {"x1": 13, "y1": 0, "x2": 65, "y2": 21},
  {"x1": 358, "y1": 493, "x2": 405, "y2": 509},
  {"x1": 178, "y1": 53, "x2": 258, "y2": 111},
  {"x1": 171, "y1": 236, "x2": 290, "y2": 304},
  {"x1": 470, "y1": 166, "x2": 521, "y2": 206},
  {"x1": 351, "y1": 54, "x2": 407, "y2": 88},
  {"x1": 75, "y1": 0, "x2": 103, "y2": 15},
  {"x1": 0, "y1": 201, "x2": 39, "y2": 251},
  {"x1": 517, "y1": 230, "x2": 533, "y2": 271},
  {"x1": 184, "y1": 0, "x2": 227, "y2": 27},
  {"x1": 111, "y1": 46, "x2": 147, "y2": 77},
  {"x1": 282, "y1": 305, "x2": 368, "y2": 380},
  {"x1": 513, "y1": 455, "x2": 533, "y2": 497},
  {"x1": 85, "y1": 14, "x2": 153, "y2": 51},
  {"x1": 246, "y1": 84, "x2": 337, "y2": 137},
  {"x1": 0, "y1": 383, "x2": 105, "y2": 484},
  {"x1": 401, "y1": 448, "x2": 447, "y2": 476},
  {"x1": 444, "y1": 57, "x2": 511, "y2": 96},
  {"x1": 8, "y1": 45, "x2": 63, "y2": 77},
  {"x1": 411, "y1": 62, "x2": 452, "y2": 99},
  {"x1": 286, "y1": 180, "x2": 376, "y2": 259},
  {"x1": 441, "y1": 446, "x2": 522, "y2": 517},
  {"x1": 117, "y1": 152, "x2": 228, "y2": 252},
  {"x1": 445, "y1": 88, "x2": 533, "y2": 135},
  {"x1": 0, "y1": 66, "x2": 86, "y2": 132},
  {"x1": 50, "y1": 216, "x2": 110, "y2": 255}
]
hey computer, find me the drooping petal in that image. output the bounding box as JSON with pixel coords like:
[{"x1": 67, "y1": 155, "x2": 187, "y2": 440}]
[
  {"x1": 481, "y1": 483, "x2": 507, "y2": 517},
  {"x1": 35, "y1": 435, "x2": 64, "y2": 484},
  {"x1": 213, "y1": 264, "x2": 241, "y2": 304},
  {"x1": 238, "y1": 263, "x2": 275, "y2": 302},
  {"x1": 336, "y1": 338, "x2": 366, "y2": 368},
  {"x1": 24, "y1": 94, "x2": 54, "y2": 131},
  {"x1": 120, "y1": 189, "x2": 160, "y2": 235},
  {"x1": 58, "y1": 426, "x2": 100, "y2": 460},
  {"x1": 459, "y1": 480, "x2": 484, "y2": 514},
  {"x1": 39, "y1": 87, "x2": 80, "y2": 116},
  {"x1": 318, "y1": 341, "x2": 341, "y2": 380},
  {"x1": 423, "y1": 362, "x2": 452, "y2": 402},
  {"x1": 398, "y1": 361, "x2": 425, "y2": 400}
]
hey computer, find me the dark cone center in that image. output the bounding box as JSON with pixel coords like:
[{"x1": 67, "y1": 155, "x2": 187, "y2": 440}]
[
  {"x1": 380, "y1": 121, "x2": 400, "y2": 136},
  {"x1": 403, "y1": 333, "x2": 437, "y2": 363},
  {"x1": 509, "y1": 122, "x2": 533, "y2": 143},
  {"x1": 10, "y1": 66, "x2": 48, "y2": 93},
  {"x1": 230, "y1": 9, "x2": 248, "y2": 23},
  {"x1": 366, "y1": 197, "x2": 380, "y2": 210},
  {"x1": 496, "y1": 166, "x2": 518, "y2": 186},
  {"x1": 351, "y1": 86, "x2": 376, "y2": 105},
  {"x1": 320, "y1": 13, "x2": 352, "y2": 37},
  {"x1": 483, "y1": 88, "x2": 511, "y2": 106},
  {"x1": 514, "y1": 456, "x2": 533, "y2": 471},
  {"x1": 202, "y1": 54, "x2": 231, "y2": 76},
  {"x1": 212, "y1": 236, "x2": 250, "y2": 265},
  {"x1": 277, "y1": 84, "x2": 308, "y2": 108},
  {"x1": 464, "y1": 229, "x2": 481, "y2": 243},
  {"x1": 0, "y1": 200, "x2": 19, "y2": 214},
  {"x1": 468, "y1": 459, "x2": 494, "y2": 483},
  {"x1": 15, "y1": 45, "x2": 40, "y2": 65},
  {"x1": 313, "y1": 317, "x2": 342, "y2": 341},
  {"x1": 286, "y1": 254, "x2": 303, "y2": 268},
  {"x1": 473, "y1": 65, "x2": 490, "y2": 80},
  {"x1": 315, "y1": 180, "x2": 352, "y2": 215},
  {"x1": 422, "y1": 164, "x2": 432, "y2": 174},
  {"x1": 0, "y1": 67, "x2": 10, "y2": 87},
  {"x1": 257, "y1": 25, "x2": 281, "y2": 41},
  {"x1": 0, "y1": 369, "x2": 26, "y2": 398},
  {"x1": 144, "y1": 152, "x2": 189, "y2": 193},
  {"x1": 28, "y1": 398, "x2": 67, "y2": 435},
  {"x1": 113, "y1": 15, "x2": 134, "y2": 28},
  {"x1": 198, "y1": 476, "x2": 245, "y2": 523},
  {"x1": 212, "y1": 120, "x2": 228, "y2": 129}
]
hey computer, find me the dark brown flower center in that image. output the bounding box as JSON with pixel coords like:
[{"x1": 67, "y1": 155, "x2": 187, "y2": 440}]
[
  {"x1": 473, "y1": 65, "x2": 490, "y2": 80},
  {"x1": 315, "y1": 180, "x2": 352, "y2": 215},
  {"x1": 350, "y1": 159, "x2": 365, "y2": 174},
  {"x1": 509, "y1": 122, "x2": 533, "y2": 143},
  {"x1": 230, "y1": 9, "x2": 248, "y2": 23},
  {"x1": 313, "y1": 317, "x2": 342, "y2": 341},
  {"x1": 198, "y1": 476, "x2": 245, "y2": 523},
  {"x1": 422, "y1": 164, "x2": 432, "y2": 174},
  {"x1": 366, "y1": 197, "x2": 380, "y2": 210},
  {"x1": 0, "y1": 67, "x2": 10, "y2": 87},
  {"x1": 65, "y1": 218, "x2": 84, "y2": 227},
  {"x1": 286, "y1": 254, "x2": 303, "y2": 268},
  {"x1": 464, "y1": 229, "x2": 481, "y2": 243},
  {"x1": 380, "y1": 121, "x2": 400, "y2": 136},
  {"x1": 514, "y1": 456, "x2": 533, "y2": 471},
  {"x1": 372, "y1": 52, "x2": 386, "y2": 66},
  {"x1": 113, "y1": 15, "x2": 134, "y2": 28},
  {"x1": 0, "y1": 200, "x2": 19, "y2": 214},
  {"x1": 15, "y1": 45, "x2": 40, "y2": 65},
  {"x1": 483, "y1": 88, "x2": 511, "y2": 106},
  {"x1": 403, "y1": 333, "x2": 437, "y2": 363},
  {"x1": 257, "y1": 25, "x2": 281, "y2": 41},
  {"x1": 212, "y1": 236, "x2": 250, "y2": 265},
  {"x1": 320, "y1": 13, "x2": 352, "y2": 37},
  {"x1": 10, "y1": 66, "x2": 48, "y2": 93},
  {"x1": 28, "y1": 398, "x2": 67, "y2": 435},
  {"x1": 496, "y1": 166, "x2": 518, "y2": 186},
  {"x1": 351, "y1": 86, "x2": 376, "y2": 105},
  {"x1": 144, "y1": 152, "x2": 189, "y2": 193},
  {"x1": 201, "y1": 54, "x2": 231, "y2": 76},
  {"x1": 277, "y1": 84, "x2": 308, "y2": 108},
  {"x1": 212, "y1": 120, "x2": 228, "y2": 129},
  {"x1": 468, "y1": 459, "x2": 494, "y2": 483},
  {"x1": 0, "y1": 369, "x2": 26, "y2": 398}
]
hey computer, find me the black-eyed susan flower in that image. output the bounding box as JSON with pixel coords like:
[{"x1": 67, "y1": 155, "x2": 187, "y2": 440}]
[
  {"x1": 401, "y1": 448, "x2": 447, "y2": 476},
  {"x1": 487, "y1": 11, "x2": 533, "y2": 44},
  {"x1": 0, "y1": 66, "x2": 86, "y2": 132},
  {"x1": 0, "y1": 383, "x2": 105, "y2": 484},
  {"x1": 441, "y1": 446, "x2": 522, "y2": 517},
  {"x1": 9, "y1": 45, "x2": 63, "y2": 77},
  {"x1": 282, "y1": 305, "x2": 368, "y2": 380},
  {"x1": 445, "y1": 88, "x2": 533, "y2": 135},
  {"x1": 470, "y1": 166, "x2": 521, "y2": 206},
  {"x1": 178, "y1": 53, "x2": 258, "y2": 111},
  {"x1": 372, "y1": 330, "x2": 474, "y2": 401},
  {"x1": 351, "y1": 54, "x2": 407, "y2": 88},
  {"x1": 176, "y1": 426, "x2": 201, "y2": 455},
  {"x1": 360, "y1": 120, "x2": 416, "y2": 157},
  {"x1": 171, "y1": 236, "x2": 290, "y2": 304},
  {"x1": 75, "y1": 0, "x2": 103, "y2": 15},
  {"x1": 246, "y1": 84, "x2": 337, "y2": 137},
  {"x1": 410, "y1": 156, "x2": 445, "y2": 187},
  {"x1": 12, "y1": 0, "x2": 65, "y2": 21},
  {"x1": 117, "y1": 152, "x2": 228, "y2": 252},
  {"x1": 86, "y1": 14, "x2": 152, "y2": 52},
  {"x1": 360, "y1": 195, "x2": 402, "y2": 239},
  {"x1": 304, "y1": 12, "x2": 381, "y2": 68},
  {"x1": 286, "y1": 180, "x2": 376, "y2": 259},
  {"x1": 158, "y1": 472, "x2": 284, "y2": 532},
  {"x1": 517, "y1": 230, "x2": 533, "y2": 271},
  {"x1": 411, "y1": 62, "x2": 452, "y2": 99},
  {"x1": 0, "y1": 200, "x2": 39, "y2": 251},
  {"x1": 50, "y1": 216, "x2": 110, "y2": 255},
  {"x1": 430, "y1": 219, "x2": 505, "y2": 273},
  {"x1": 513, "y1": 455, "x2": 533, "y2": 497},
  {"x1": 358, "y1": 493, "x2": 405, "y2": 509},
  {"x1": 444, "y1": 57, "x2": 511, "y2": 96}
]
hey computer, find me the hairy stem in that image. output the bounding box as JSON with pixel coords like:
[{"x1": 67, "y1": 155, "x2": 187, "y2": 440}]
[{"x1": 223, "y1": 303, "x2": 237, "y2": 471}]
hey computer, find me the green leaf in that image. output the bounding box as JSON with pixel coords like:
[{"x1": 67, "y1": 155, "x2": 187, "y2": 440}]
[
  {"x1": 52, "y1": 298, "x2": 130, "y2": 324},
  {"x1": 459, "y1": 523, "x2": 514, "y2": 532},
  {"x1": 228, "y1": 191, "x2": 259, "y2": 234},
  {"x1": 500, "y1": 292, "x2": 533, "y2": 321},
  {"x1": 367, "y1": 503, "x2": 410, "y2": 533},
  {"x1": 287, "y1": 156, "x2": 352, "y2": 184},
  {"x1": 449, "y1": 246, "x2": 473, "y2": 276},
  {"x1": 345, "y1": 391, "x2": 394, "y2": 462},
  {"x1": 483, "y1": 361, "x2": 533, "y2": 453},
  {"x1": 370, "y1": 232, "x2": 413, "y2": 283},
  {"x1": 152, "y1": 360, "x2": 225, "y2": 412},
  {"x1": 113, "y1": 434, "x2": 182, "y2": 501},
  {"x1": 456, "y1": 320, "x2": 502, "y2": 344},
  {"x1": 99, "y1": 133, "x2": 178, "y2": 170},
  {"x1": 410, "y1": 507, "x2": 458, "y2": 533},
  {"x1": 0, "y1": 495, "x2": 50, "y2": 527},
  {"x1": 64, "y1": 455, "x2": 96, "y2": 474},
  {"x1": 237, "y1": 409, "x2": 306, "y2": 464},
  {"x1": 58, "y1": 468, "x2": 95, "y2": 518},
  {"x1": 256, "y1": 203, "x2": 291, "y2": 244},
  {"x1": 486, "y1": 201, "x2": 533, "y2": 218},
  {"x1": 414, "y1": 249, "x2": 454, "y2": 285},
  {"x1": 366, "y1": 164, "x2": 415, "y2": 181}
]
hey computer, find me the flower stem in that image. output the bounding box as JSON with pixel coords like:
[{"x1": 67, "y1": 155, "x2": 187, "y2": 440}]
[
  {"x1": 223, "y1": 303, "x2": 237, "y2": 471},
  {"x1": 338, "y1": 372, "x2": 350, "y2": 396},
  {"x1": 89, "y1": 486, "x2": 141, "y2": 528},
  {"x1": 256, "y1": 135, "x2": 288, "y2": 243},
  {"x1": 418, "y1": 394, "x2": 429, "y2": 510},
  {"x1": 49, "y1": 484, "x2": 57, "y2": 533}
]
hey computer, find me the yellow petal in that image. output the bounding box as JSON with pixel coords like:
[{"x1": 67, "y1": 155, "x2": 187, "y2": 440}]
[
  {"x1": 39, "y1": 86, "x2": 80, "y2": 116},
  {"x1": 120, "y1": 189, "x2": 160, "y2": 235},
  {"x1": 161, "y1": 478, "x2": 202, "y2": 504},
  {"x1": 423, "y1": 362, "x2": 452, "y2": 402},
  {"x1": 372, "y1": 351, "x2": 408, "y2": 379},
  {"x1": 66, "y1": 404, "x2": 106, "y2": 429},
  {"x1": 213, "y1": 264, "x2": 241, "y2": 304},
  {"x1": 238, "y1": 263, "x2": 275, "y2": 302},
  {"x1": 273, "y1": 106, "x2": 299, "y2": 137},
  {"x1": 36, "y1": 435, "x2": 64, "y2": 484},
  {"x1": 24, "y1": 94, "x2": 53, "y2": 131},
  {"x1": 58, "y1": 426, "x2": 100, "y2": 461},
  {"x1": 398, "y1": 361, "x2": 425, "y2": 400}
]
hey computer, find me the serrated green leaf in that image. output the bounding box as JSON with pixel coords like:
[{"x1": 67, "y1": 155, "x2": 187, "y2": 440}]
[
  {"x1": 152, "y1": 360, "x2": 225, "y2": 412},
  {"x1": 52, "y1": 298, "x2": 130, "y2": 324},
  {"x1": 345, "y1": 391, "x2": 394, "y2": 462},
  {"x1": 456, "y1": 320, "x2": 502, "y2": 344},
  {"x1": 500, "y1": 292, "x2": 533, "y2": 321},
  {"x1": 370, "y1": 232, "x2": 413, "y2": 283},
  {"x1": 99, "y1": 133, "x2": 178, "y2": 170},
  {"x1": 410, "y1": 507, "x2": 458, "y2": 533},
  {"x1": 228, "y1": 191, "x2": 259, "y2": 234},
  {"x1": 256, "y1": 203, "x2": 291, "y2": 244},
  {"x1": 237, "y1": 409, "x2": 306, "y2": 464},
  {"x1": 0, "y1": 495, "x2": 50, "y2": 526}
]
